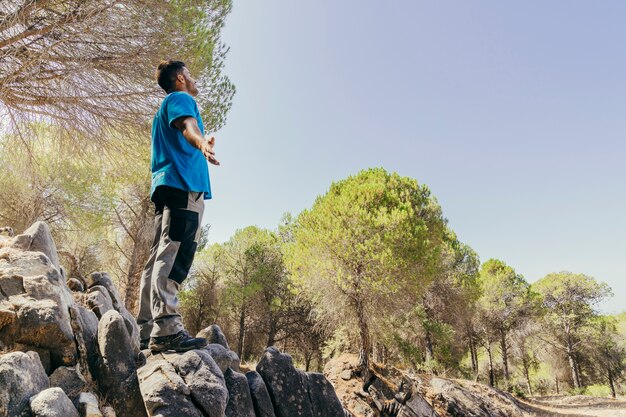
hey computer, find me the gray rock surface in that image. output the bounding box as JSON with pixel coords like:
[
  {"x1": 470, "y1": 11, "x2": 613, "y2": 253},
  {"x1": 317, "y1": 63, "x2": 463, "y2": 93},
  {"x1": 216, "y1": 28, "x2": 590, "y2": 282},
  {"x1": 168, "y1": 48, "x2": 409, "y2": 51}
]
[
  {"x1": 74, "y1": 392, "x2": 102, "y2": 417},
  {"x1": 85, "y1": 273, "x2": 140, "y2": 355},
  {"x1": 29, "y1": 387, "x2": 79, "y2": 417},
  {"x1": 306, "y1": 372, "x2": 345, "y2": 417},
  {"x1": 12, "y1": 221, "x2": 60, "y2": 272},
  {"x1": 205, "y1": 343, "x2": 240, "y2": 373},
  {"x1": 246, "y1": 371, "x2": 276, "y2": 417},
  {"x1": 49, "y1": 366, "x2": 87, "y2": 401},
  {"x1": 94, "y1": 310, "x2": 146, "y2": 417},
  {"x1": 0, "y1": 250, "x2": 77, "y2": 369},
  {"x1": 197, "y1": 324, "x2": 229, "y2": 349},
  {"x1": 67, "y1": 278, "x2": 84, "y2": 292},
  {"x1": 0, "y1": 351, "x2": 49, "y2": 417},
  {"x1": 224, "y1": 368, "x2": 255, "y2": 417},
  {"x1": 257, "y1": 346, "x2": 314, "y2": 417},
  {"x1": 86, "y1": 286, "x2": 114, "y2": 319},
  {"x1": 138, "y1": 350, "x2": 227, "y2": 417}
]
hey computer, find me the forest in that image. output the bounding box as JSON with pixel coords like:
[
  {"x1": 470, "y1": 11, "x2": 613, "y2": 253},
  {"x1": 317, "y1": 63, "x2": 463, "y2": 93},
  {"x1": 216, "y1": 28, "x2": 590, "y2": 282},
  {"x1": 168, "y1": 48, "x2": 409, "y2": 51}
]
[{"x1": 1, "y1": 0, "x2": 624, "y2": 404}]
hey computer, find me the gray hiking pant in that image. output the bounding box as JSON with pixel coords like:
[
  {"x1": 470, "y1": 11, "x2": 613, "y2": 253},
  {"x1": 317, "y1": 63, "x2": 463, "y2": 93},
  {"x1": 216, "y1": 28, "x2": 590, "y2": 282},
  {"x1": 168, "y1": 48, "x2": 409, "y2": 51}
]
[{"x1": 137, "y1": 185, "x2": 204, "y2": 339}]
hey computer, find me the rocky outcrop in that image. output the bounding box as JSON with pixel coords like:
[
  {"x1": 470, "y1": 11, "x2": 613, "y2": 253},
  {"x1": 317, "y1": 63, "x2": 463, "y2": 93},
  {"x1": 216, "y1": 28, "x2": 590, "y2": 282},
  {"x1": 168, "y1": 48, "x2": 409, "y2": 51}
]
[
  {"x1": 257, "y1": 346, "x2": 346, "y2": 417},
  {"x1": 197, "y1": 324, "x2": 230, "y2": 349},
  {"x1": 224, "y1": 368, "x2": 256, "y2": 417},
  {"x1": 0, "y1": 249, "x2": 77, "y2": 369},
  {"x1": 0, "y1": 221, "x2": 352, "y2": 417},
  {"x1": 0, "y1": 351, "x2": 49, "y2": 417},
  {"x1": 138, "y1": 350, "x2": 228, "y2": 417},
  {"x1": 29, "y1": 387, "x2": 79, "y2": 417},
  {"x1": 246, "y1": 371, "x2": 276, "y2": 417}
]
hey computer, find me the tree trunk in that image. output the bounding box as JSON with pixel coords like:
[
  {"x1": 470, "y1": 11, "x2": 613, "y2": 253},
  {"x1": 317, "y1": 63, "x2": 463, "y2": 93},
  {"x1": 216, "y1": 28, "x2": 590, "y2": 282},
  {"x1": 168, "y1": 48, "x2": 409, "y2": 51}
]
[
  {"x1": 425, "y1": 329, "x2": 434, "y2": 363},
  {"x1": 522, "y1": 357, "x2": 533, "y2": 396},
  {"x1": 555, "y1": 377, "x2": 559, "y2": 395},
  {"x1": 608, "y1": 369, "x2": 616, "y2": 399},
  {"x1": 123, "y1": 197, "x2": 153, "y2": 315},
  {"x1": 356, "y1": 298, "x2": 371, "y2": 371},
  {"x1": 499, "y1": 330, "x2": 510, "y2": 390},
  {"x1": 566, "y1": 336, "x2": 581, "y2": 389},
  {"x1": 266, "y1": 317, "x2": 277, "y2": 347},
  {"x1": 469, "y1": 335, "x2": 478, "y2": 375},
  {"x1": 237, "y1": 306, "x2": 246, "y2": 359},
  {"x1": 486, "y1": 344, "x2": 495, "y2": 387}
]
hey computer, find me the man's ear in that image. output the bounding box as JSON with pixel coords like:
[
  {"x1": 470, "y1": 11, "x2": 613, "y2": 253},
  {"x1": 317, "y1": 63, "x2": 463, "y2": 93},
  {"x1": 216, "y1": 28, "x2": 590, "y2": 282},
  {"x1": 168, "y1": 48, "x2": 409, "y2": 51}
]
[{"x1": 176, "y1": 73, "x2": 185, "y2": 85}]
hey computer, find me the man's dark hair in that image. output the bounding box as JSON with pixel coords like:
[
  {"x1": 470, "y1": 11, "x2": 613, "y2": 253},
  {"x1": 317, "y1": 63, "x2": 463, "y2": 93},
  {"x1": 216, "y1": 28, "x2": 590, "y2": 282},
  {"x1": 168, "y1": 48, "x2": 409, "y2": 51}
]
[{"x1": 156, "y1": 60, "x2": 186, "y2": 93}]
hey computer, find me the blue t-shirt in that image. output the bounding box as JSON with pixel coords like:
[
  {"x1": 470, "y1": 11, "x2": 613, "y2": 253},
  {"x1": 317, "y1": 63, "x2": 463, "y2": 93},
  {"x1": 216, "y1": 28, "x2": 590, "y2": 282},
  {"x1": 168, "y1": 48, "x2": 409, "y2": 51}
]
[{"x1": 151, "y1": 92, "x2": 212, "y2": 200}]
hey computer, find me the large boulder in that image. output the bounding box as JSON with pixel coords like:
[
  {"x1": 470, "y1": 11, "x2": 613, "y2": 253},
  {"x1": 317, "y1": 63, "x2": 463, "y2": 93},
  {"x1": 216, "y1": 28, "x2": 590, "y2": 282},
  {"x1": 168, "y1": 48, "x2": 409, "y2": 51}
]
[
  {"x1": 29, "y1": 387, "x2": 79, "y2": 417},
  {"x1": 93, "y1": 310, "x2": 146, "y2": 417},
  {"x1": 12, "y1": 222, "x2": 60, "y2": 272},
  {"x1": 74, "y1": 392, "x2": 103, "y2": 417},
  {"x1": 205, "y1": 343, "x2": 240, "y2": 373},
  {"x1": 138, "y1": 350, "x2": 228, "y2": 417},
  {"x1": 257, "y1": 347, "x2": 314, "y2": 417},
  {"x1": 0, "y1": 249, "x2": 77, "y2": 369},
  {"x1": 197, "y1": 324, "x2": 229, "y2": 349},
  {"x1": 245, "y1": 371, "x2": 276, "y2": 417},
  {"x1": 430, "y1": 378, "x2": 523, "y2": 417},
  {"x1": 49, "y1": 367, "x2": 87, "y2": 401},
  {"x1": 85, "y1": 272, "x2": 140, "y2": 355},
  {"x1": 306, "y1": 372, "x2": 345, "y2": 417},
  {"x1": 224, "y1": 368, "x2": 255, "y2": 417},
  {"x1": 0, "y1": 351, "x2": 49, "y2": 417}
]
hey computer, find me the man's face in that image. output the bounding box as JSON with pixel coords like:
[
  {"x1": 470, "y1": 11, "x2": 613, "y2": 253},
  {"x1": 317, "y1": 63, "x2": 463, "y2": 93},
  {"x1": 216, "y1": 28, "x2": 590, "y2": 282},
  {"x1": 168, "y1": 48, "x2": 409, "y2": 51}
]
[{"x1": 179, "y1": 67, "x2": 198, "y2": 97}]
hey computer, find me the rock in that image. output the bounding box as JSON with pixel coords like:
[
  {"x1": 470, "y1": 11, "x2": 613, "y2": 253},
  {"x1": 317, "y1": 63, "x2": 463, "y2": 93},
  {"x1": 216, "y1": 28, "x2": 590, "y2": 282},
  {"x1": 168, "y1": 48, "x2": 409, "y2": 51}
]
[
  {"x1": 246, "y1": 371, "x2": 276, "y2": 417},
  {"x1": 12, "y1": 222, "x2": 60, "y2": 272},
  {"x1": 101, "y1": 406, "x2": 116, "y2": 417},
  {"x1": 86, "y1": 286, "x2": 114, "y2": 319},
  {"x1": 224, "y1": 368, "x2": 255, "y2": 417},
  {"x1": 29, "y1": 387, "x2": 79, "y2": 417},
  {"x1": 14, "y1": 344, "x2": 52, "y2": 374},
  {"x1": 205, "y1": 343, "x2": 240, "y2": 373},
  {"x1": 72, "y1": 306, "x2": 99, "y2": 377},
  {"x1": 0, "y1": 273, "x2": 25, "y2": 296},
  {"x1": 257, "y1": 346, "x2": 314, "y2": 417},
  {"x1": 306, "y1": 372, "x2": 345, "y2": 417},
  {"x1": 0, "y1": 351, "x2": 49, "y2": 417},
  {"x1": 430, "y1": 378, "x2": 523, "y2": 417},
  {"x1": 197, "y1": 324, "x2": 229, "y2": 349},
  {"x1": 93, "y1": 310, "x2": 146, "y2": 417},
  {"x1": 84, "y1": 273, "x2": 122, "y2": 310},
  {"x1": 85, "y1": 273, "x2": 140, "y2": 355},
  {"x1": 67, "y1": 279, "x2": 84, "y2": 292},
  {"x1": 340, "y1": 369, "x2": 352, "y2": 380},
  {"x1": 49, "y1": 366, "x2": 87, "y2": 401},
  {"x1": 0, "y1": 250, "x2": 77, "y2": 369},
  {"x1": 74, "y1": 392, "x2": 102, "y2": 417},
  {"x1": 14, "y1": 298, "x2": 76, "y2": 367},
  {"x1": 404, "y1": 393, "x2": 441, "y2": 417},
  {"x1": 0, "y1": 302, "x2": 16, "y2": 330},
  {"x1": 138, "y1": 349, "x2": 227, "y2": 417}
]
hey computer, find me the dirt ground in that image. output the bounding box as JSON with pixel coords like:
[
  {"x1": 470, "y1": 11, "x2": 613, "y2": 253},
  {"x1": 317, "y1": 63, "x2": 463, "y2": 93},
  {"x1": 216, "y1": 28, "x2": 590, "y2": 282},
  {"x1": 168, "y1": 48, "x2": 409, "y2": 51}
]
[{"x1": 519, "y1": 395, "x2": 626, "y2": 417}]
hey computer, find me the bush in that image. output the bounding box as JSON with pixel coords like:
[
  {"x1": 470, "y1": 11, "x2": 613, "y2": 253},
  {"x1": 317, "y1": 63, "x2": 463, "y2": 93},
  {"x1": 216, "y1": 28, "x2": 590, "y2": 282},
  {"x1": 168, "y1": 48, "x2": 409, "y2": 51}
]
[{"x1": 584, "y1": 384, "x2": 611, "y2": 397}]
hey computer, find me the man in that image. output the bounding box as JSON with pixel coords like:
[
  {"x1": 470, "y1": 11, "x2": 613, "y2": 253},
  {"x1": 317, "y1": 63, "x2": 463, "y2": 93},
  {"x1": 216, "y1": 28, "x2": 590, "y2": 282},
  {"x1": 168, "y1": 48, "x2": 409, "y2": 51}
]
[{"x1": 136, "y1": 60, "x2": 220, "y2": 352}]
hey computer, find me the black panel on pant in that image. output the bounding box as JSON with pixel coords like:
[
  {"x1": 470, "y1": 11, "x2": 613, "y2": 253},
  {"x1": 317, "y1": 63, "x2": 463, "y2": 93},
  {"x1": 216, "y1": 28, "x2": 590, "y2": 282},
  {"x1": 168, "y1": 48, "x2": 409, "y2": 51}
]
[
  {"x1": 152, "y1": 185, "x2": 189, "y2": 214},
  {"x1": 169, "y1": 209, "x2": 200, "y2": 284}
]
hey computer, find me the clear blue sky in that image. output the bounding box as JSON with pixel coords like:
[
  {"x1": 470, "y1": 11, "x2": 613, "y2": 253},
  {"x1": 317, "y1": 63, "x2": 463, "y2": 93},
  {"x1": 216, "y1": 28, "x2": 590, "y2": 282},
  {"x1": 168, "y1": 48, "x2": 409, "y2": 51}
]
[{"x1": 204, "y1": 1, "x2": 626, "y2": 313}]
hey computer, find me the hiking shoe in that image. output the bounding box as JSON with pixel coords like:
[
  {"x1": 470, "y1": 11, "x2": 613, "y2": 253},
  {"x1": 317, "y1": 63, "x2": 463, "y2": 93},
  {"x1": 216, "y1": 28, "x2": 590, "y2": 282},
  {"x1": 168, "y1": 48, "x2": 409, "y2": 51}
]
[
  {"x1": 140, "y1": 338, "x2": 150, "y2": 350},
  {"x1": 149, "y1": 330, "x2": 208, "y2": 352}
]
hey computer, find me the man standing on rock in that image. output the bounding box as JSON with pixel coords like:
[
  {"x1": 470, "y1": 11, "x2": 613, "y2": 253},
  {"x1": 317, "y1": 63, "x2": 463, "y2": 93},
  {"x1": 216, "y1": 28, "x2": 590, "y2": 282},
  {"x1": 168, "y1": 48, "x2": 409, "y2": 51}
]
[{"x1": 136, "y1": 60, "x2": 219, "y2": 352}]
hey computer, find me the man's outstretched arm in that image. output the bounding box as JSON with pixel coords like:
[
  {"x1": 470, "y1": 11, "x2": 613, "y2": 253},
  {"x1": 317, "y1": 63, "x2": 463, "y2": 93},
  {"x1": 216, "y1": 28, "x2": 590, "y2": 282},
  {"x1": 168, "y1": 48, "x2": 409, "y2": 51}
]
[{"x1": 172, "y1": 116, "x2": 220, "y2": 166}]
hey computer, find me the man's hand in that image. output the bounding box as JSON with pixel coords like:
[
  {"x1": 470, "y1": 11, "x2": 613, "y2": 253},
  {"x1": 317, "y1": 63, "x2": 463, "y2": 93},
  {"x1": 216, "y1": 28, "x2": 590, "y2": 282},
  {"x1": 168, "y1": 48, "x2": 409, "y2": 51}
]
[
  {"x1": 201, "y1": 136, "x2": 220, "y2": 166},
  {"x1": 173, "y1": 117, "x2": 220, "y2": 165}
]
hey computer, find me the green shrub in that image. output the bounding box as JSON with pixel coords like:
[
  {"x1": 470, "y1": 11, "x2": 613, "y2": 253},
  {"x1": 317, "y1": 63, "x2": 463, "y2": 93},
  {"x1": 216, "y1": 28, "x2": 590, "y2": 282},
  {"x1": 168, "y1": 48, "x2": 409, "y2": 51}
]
[{"x1": 584, "y1": 384, "x2": 611, "y2": 397}]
